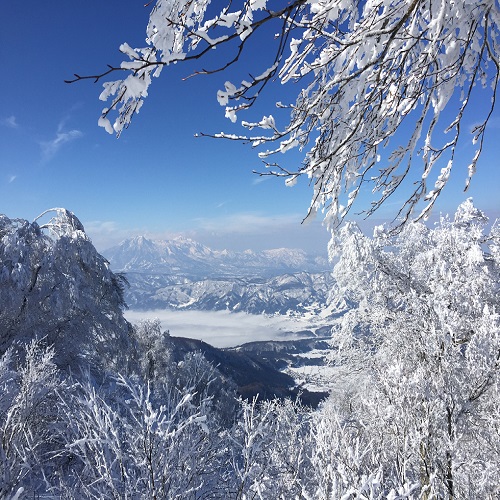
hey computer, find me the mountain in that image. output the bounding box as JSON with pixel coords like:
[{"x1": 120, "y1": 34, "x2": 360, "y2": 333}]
[
  {"x1": 165, "y1": 334, "x2": 331, "y2": 407},
  {"x1": 123, "y1": 270, "x2": 335, "y2": 314},
  {"x1": 105, "y1": 236, "x2": 329, "y2": 278},
  {"x1": 104, "y1": 235, "x2": 343, "y2": 402},
  {"x1": 104, "y1": 236, "x2": 334, "y2": 314}
]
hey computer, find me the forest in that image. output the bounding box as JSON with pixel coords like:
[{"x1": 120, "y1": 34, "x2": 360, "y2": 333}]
[{"x1": 0, "y1": 201, "x2": 498, "y2": 498}]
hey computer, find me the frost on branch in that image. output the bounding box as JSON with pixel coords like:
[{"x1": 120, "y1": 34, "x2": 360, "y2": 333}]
[
  {"x1": 328, "y1": 199, "x2": 500, "y2": 497},
  {"x1": 73, "y1": 0, "x2": 499, "y2": 228}
]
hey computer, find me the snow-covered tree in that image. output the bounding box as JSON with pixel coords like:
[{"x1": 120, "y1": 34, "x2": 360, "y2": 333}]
[
  {"x1": 0, "y1": 340, "x2": 64, "y2": 498},
  {"x1": 329, "y1": 199, "x2": 500, "y2": 497},
  {"x1": 70, "y1": 0, "x2": 499, "y2": 228},
  {"x1": 0, "y1": 209, "x2": 131, "y2": 370},
  {"x1": 226, "y1": 396, "x2": 309, "y2": 499},
  {"x1": 128, "y1": 320, "x2": 239, "y2": 425},
  {"x1": 58, "y1": 370, "x2": 234, "y2": 499},
  {"x1": 129, "y1": 319, "x2": 173, "y2": 383}
]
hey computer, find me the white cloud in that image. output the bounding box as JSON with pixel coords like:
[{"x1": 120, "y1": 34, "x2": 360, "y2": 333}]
[
  {"x1": 189, "y1": 212, "x2": 330, "y2": 253},
  {"x1": 83, "y1": 220, "x2": 132, "y2": 251},
  {"x1": 40, "y1": 128, "x2": 83, "y2": 161},
  {"x1": 194, "y1": 212, "x2": 301, "y2": 234},
  {"x1": 252, "y1": 175, "x2": 270, "y2": 185},
  {"x1": 84, "y1": 212, "x2": 331, "y2": 255},
  {"x1": 84, "y1": 219, "x2": 180, "y2": 252},
  {"x1": 8, "y1": 175, "x2": 17, "y2": 183},
  {"x1": 2, "y1": 116, "x2": 18, "y2": 129}
]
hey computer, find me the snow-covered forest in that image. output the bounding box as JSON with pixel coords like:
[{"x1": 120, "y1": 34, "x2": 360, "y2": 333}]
[
  {"x1": 1, "y1": 202, "x2": 498, "y2": 498},
  {"x1": 2, "y1": 0, "x2": 500, "y2": 498}
]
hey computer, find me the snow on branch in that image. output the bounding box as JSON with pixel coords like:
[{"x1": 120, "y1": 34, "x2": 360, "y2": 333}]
[{"x1": 69, "y1": 0, "x2": 500, "y2": 230}]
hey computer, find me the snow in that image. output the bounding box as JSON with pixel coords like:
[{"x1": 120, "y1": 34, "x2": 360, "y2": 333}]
[
  {"x1": 250, "y1": 0, "x2": 267, "y2": 11},
  {"x1": 98, "y1": 116, "x2": 114, "y2": 135},
  {"x1": 287, "y1": 364, "x2": 338, "y2": 393}
]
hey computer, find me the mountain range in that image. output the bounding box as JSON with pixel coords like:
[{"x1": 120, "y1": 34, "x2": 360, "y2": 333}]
[
  {"x1": 104, "y1": 236, "x2": 335, "y2": 314},
  {"x1": 105, "y1": 236, "x2": 329, "y2": 278},
  {"x1": 104, "y1": 235, "x2": 342, "y2": 403}
]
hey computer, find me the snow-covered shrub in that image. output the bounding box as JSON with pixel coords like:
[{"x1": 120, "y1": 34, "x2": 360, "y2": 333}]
[
  {"x1": 0, "y1": 340, "x2": 64, "y2": 498},
  {"x1": 58, "y1": 372, "x2": 233, "y2": 499}
]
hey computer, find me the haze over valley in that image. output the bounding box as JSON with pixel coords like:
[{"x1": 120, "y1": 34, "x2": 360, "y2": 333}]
[{"x1": 104, "y1": 235, "x2": 344, "y2": 346}]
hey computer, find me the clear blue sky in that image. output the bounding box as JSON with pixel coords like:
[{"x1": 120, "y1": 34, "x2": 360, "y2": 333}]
[{"x1": 1, "y1": 1, "x2": 499, "y2": 254}]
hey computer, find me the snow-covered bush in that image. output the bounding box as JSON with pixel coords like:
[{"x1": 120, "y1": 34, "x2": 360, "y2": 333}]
[
  {"x1": 58, "y1": 372, "x2": 233, "y2": 499},
  {"x1": 0, "y1": 340, "x2": 64, "y2": 498}
]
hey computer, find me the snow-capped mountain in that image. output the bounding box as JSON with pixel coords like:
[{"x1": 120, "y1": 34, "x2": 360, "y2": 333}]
[
  {"x1": 103, "y1": 236, "x2": 334, "y2": 314},
  {"x1": 122, "y1": 271, "x2": 335, "y2": 314},
  {"x1": 105, "y1": 236, "x2": 329, "y2": 278}
]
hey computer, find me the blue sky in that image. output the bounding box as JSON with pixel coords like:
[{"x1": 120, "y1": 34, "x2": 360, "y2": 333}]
[{"x1": 1, "y1": 1, "x2": 499, "y2": 254}]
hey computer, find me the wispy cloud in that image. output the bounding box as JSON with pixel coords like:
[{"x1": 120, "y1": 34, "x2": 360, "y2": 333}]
[
  {"x1": 194, "y1": 212, "x2": 300, "y2": 234},
  {"x1": 8, "y1": 175, "x2": 17, "y2": 183},
  {"x1": 83, "y1": 210, "x2": 332, "y2": 255},
  {"x1": 2, "y1": 115, "x2": 18, "y2": 129},
  {"x1": 469, "y1": 116, "x2": 500, "y2": 134},
  {"x1": 189, "y1": 212, "x2": 330, "y2": 253},
  {"x1": 39, "y1": 118, "x2": 83, "y2": 162},
  {"x1": 252, "y1": 175, "x2": 270, "y2": 185},
  {"x1": 40, "y1": 129, "x2": 83, "y2": 161}
]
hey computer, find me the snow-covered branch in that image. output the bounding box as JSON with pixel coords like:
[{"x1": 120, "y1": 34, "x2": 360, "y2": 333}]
[{"x1": 70, "y1": 0, "x2": 499, "y2": 229}]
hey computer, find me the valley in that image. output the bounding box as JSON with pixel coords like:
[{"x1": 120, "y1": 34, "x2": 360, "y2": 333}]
[{"x1": 105, "y1": 235, "x2": 347, "y2": 402}]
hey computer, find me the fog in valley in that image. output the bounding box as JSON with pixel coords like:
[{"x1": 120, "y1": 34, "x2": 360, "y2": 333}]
[{"x1": 125, "y1": 309, "x2": 317, "y2": 347}]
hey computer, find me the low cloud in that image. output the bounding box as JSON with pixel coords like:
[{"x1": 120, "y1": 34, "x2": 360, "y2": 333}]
[
  {"x1": 125, "y1": 309, "x2": 315, "y2": 348},
  {"x1": 84, "y1": 212, "x2": 331, "y2": 255},
  {"x1": 190, "y1": 212, "x2": 330, "y2": 253},
  {"x1": 194, "y1": 212, "x2": 298, "y2": 234},
  {"x1": 84, "y1": 219, "x2": 180, "y2": 253},
  {"x1": 83, "y1": 220, "x2": 133, "y2": 251}
]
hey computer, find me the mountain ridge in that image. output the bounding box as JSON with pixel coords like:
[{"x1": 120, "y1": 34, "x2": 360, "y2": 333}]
[
  {"x1": 103, "y1": 235, "x2": 340, "y2": 316},
  {"x1": 105, "y1": 235, "x2": 329, "y2": 279}
]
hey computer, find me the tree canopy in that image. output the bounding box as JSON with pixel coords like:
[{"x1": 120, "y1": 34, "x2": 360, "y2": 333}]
[
  {"x1": 0, "y1": 209, "x2": 131, "y2": 369},
  {"x1": 70, "y1": 0, "x2": 499, "y2": 229},
  {"x1": 329, "y1": 199, "x2": 500, "y2": 497}
]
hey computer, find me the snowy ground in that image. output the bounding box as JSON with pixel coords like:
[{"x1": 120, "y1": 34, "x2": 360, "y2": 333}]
[{"x1": 286, "y1": 362, "x2": 338, "y2": 393}]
